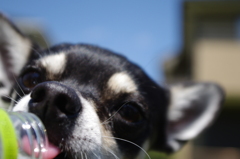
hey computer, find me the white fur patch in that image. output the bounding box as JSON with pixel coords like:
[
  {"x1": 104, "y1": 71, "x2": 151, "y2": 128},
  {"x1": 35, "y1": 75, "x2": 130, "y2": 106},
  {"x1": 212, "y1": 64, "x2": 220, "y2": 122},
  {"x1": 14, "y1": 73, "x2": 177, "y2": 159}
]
[
  {"x1": 0, "y1": 55, "x2": 10, "y2": 89},
  {"x1": 168, "y1": 85, "x2": 203, "y2": 121},
  {"x1": 0, "y1": 15, "x2": 31, "y2": 111},
  {"x1": 40, "y1": 53, "x2": 66, "y2": 79},
  {"x1": 13, "y1": 94, "x2": 30, "y2": 112},
  {"x1": 174, "y1": 85, "x2": 221, "y2": 140},
  {"x1": 69, "y1": 95, "x2": 118, "y2": 158},
  {"x1": 0, "y1": 54, "x2": 11, "y2": 109},
  {"x1": 167, "y1": 84, "x2": 223, "y2": 151},
  {"x1": 108, "y1": 72, "x2": 137, "y2": 94},
  {"x1": 72, "y1": 96, "x2": 102, "y2": 151},
  {"x1": 0, "y1": 16, "x2": 31, "y2": 76}
]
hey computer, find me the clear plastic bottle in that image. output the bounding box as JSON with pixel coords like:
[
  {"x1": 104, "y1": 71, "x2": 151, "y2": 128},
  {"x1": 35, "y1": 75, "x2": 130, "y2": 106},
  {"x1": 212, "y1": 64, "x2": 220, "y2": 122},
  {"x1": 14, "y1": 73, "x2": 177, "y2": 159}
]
[{"x1": 0, "y1": 108, "x2": 49, "y2": 159}]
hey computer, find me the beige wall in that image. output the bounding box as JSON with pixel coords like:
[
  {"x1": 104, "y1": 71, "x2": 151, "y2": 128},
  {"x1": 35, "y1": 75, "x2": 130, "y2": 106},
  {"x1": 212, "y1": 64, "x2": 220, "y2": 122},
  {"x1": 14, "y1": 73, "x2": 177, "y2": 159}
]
[{"x1": 193, "y1": 39, "x2": 240, "y2": 97}]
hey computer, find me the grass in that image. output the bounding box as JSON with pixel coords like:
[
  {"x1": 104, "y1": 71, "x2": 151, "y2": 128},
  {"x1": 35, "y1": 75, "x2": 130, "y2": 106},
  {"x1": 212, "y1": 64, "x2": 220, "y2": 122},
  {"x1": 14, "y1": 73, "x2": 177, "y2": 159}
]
[{"x1": 145, "y1": 151, "x2": 170, "y2": 159}]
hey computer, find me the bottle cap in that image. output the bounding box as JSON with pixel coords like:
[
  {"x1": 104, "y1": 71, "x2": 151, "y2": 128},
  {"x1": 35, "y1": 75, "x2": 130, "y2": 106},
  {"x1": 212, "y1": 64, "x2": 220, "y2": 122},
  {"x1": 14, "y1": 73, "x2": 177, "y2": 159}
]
[{"x1": 0, "y1": 109, "x2": 18, "y2": 159}]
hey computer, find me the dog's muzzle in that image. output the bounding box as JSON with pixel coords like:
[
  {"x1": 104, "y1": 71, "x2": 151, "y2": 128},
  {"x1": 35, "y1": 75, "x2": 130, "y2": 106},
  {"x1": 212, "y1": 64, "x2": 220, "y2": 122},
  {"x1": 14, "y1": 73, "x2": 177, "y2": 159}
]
[{"x1": 26, "y1": 81, "x2": 82, "y2": 146}]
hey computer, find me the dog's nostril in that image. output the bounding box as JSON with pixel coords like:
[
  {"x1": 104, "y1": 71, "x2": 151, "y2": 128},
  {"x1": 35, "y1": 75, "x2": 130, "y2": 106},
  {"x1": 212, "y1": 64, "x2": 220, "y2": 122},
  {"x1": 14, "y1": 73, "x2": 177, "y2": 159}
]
[
  {"x1": 31, "y1": 87, "x2": 46, "y2": 103},
  {"x1": 29, "y1": 81, "x2": 82, "y2": 118},
  {"x1": 54, "y1": 93, "x2": 82, "y2": 116},
  {"x1": 55, "y1": 94, "x2": 68, "y2": 111}
]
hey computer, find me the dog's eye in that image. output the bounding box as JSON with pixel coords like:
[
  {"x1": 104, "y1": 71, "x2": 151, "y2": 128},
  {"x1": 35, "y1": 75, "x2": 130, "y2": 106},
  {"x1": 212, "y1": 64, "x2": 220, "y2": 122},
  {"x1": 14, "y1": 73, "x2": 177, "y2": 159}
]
[
  {"x1": 119, "y1": 103, "x2": 143, "y2": 123},
  {"x1": 22, "y1": 72, "x2": 42, "y2": 89}
]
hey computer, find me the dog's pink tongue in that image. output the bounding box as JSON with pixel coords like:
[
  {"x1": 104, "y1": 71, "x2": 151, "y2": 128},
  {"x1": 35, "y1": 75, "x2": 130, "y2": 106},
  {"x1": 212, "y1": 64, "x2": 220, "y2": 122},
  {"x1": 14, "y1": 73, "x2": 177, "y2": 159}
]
[
  {"x1": 43, "y1": 142, "x2": 61, "y2": 159},
  {"x1": 22, "y1": 136, "x2": 61, "y2": 159}
]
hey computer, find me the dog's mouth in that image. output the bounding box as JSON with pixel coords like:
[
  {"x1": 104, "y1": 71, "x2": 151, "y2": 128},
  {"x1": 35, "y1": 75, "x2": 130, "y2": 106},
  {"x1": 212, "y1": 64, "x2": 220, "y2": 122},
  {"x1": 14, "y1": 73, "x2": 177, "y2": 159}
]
[
  {"x1": 44, "y1": 136, "x2": 71, "y2": 159},
  {"x1": 22, "y1": 138, "x2": 61, "y2": 159},
  {"x1": 45, "y1": 142, "x2": 61, "y2": 159}
]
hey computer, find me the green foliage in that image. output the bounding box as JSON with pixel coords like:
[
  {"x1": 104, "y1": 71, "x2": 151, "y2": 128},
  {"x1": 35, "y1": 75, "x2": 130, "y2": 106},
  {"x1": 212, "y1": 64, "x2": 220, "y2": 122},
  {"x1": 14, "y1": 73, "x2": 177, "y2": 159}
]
[{"x1": 145, "y1": 151, "x2": 170, "y2": 159}]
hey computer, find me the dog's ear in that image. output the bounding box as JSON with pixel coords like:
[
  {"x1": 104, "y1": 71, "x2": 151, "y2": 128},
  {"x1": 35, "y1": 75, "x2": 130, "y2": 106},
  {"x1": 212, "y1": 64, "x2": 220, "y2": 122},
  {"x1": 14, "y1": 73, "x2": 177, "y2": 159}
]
[
  {"x1": 0, "y1": 13, "x2": 33, "y2": 109},
  {"x1": 164, "y1": 82, "x2": 224, "y2": 152}
]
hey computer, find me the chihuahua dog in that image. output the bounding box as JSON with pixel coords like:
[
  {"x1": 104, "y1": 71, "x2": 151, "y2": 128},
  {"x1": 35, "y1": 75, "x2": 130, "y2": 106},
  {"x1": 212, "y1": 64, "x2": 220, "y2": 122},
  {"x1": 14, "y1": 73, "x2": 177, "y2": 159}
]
[{"x1": 0, "y1": 13, "x2": 224, "y2": 159}]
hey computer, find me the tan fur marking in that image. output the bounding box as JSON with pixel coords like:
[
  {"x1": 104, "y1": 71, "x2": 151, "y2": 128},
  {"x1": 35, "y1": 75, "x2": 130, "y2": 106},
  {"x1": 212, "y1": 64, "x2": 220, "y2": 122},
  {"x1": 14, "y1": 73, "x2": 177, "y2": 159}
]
[
  {"x1": 40, "y1": 53, "x2": 66, "y2": 79},
  {"x1": 107, "y1": 72, "x2": 137, "y2": 94}
]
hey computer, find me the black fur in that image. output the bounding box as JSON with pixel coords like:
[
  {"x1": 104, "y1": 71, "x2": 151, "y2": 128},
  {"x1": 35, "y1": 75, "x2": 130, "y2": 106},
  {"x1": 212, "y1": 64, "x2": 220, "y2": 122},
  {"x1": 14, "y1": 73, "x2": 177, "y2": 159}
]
[{"x1": 14, "y1": 44, "x2": 169, "y2": 158}]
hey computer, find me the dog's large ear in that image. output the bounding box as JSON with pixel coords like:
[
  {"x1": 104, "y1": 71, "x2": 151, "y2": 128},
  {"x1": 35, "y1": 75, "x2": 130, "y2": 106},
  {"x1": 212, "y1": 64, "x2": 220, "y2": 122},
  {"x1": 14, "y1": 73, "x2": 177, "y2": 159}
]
[
  {"x1": 165, "y1": 82, "x2": 224, "y2": 152},
  {"x1": 0, "y1": 13, "x2": 33, "y2": 109}
]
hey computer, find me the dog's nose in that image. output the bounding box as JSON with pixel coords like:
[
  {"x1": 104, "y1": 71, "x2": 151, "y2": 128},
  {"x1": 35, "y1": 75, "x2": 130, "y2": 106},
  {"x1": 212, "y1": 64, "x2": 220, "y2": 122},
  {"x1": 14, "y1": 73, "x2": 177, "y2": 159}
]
[{"x1": 29, "y1": 81, "x2": 82, "y2": 118}]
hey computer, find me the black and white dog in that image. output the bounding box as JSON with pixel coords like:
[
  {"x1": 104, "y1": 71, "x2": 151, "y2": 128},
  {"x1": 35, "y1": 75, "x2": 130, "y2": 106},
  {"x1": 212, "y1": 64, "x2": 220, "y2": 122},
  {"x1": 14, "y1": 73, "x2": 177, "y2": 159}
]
[{"x1": 0, "y1": 13, "x2": 224, "y2": 159}]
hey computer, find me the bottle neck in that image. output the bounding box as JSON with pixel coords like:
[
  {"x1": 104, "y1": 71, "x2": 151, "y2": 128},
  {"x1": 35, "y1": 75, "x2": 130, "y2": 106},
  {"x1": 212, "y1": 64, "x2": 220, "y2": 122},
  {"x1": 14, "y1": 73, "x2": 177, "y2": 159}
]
[{"x1": 0, "y1": 109, "x2": 48, "y2": 159}]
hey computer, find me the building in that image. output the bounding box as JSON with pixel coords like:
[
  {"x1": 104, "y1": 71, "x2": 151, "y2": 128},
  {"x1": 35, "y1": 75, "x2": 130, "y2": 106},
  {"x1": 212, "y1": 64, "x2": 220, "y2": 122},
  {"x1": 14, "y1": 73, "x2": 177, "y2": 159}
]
[{"x1": 164, "y1": 1, "x2": 240, "y2": 159}]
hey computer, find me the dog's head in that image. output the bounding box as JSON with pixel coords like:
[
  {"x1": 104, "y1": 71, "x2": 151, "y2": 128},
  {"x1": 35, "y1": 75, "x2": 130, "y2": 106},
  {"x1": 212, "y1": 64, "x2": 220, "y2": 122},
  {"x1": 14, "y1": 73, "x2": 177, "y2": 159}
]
[{"x1": 0, "y1": 13, "x2": 224, "y2": 159}]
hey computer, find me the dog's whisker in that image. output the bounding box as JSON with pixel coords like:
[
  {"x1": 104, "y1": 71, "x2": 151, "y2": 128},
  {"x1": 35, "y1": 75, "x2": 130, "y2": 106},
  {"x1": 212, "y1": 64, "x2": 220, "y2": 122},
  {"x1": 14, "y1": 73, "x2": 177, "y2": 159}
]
[
  {"x1": 101, "y1": 121, "x2": 111, "y2": 125},
  {"x1": 13, "y1": 88, "x2": 22, "y2": 98},
  {"x1": 12, "y1": 75, "x2": 25, "y2": 96},
  {"x1": 80, "y1": 151, "x2": 84, "y2": 159},
  {"x1": 101, "y1": 101, "x2": 129, "y2": 125},
  {"x1": 2, "y1": 95, "x2": 19, "y2": 104},
  {"x1": 84, "y1": 152, "x2": 88, "y2": 159},
  {"x1": 32, "y1": 30, "x2": 51, "y2": 54},
  {"x1": 81, "y1": 153, "x2": 83, "y2": 159},
  {"x1": 30, "y1": 46, "x2": 43, "y2": 58},
  {"x1": 30, "y1": 46, "x2": 55, "y2": 72},
  {"x1": 64, "y1": 152, "x2": 67, "y2": 159},
  {"x1": 92, "y1": 152, "x2": 101, "y2": 159},
  {"x1": 103, "y1": 148, "x2": 119, "y2": 159},
  {"x1": 100, "y1": 146, "x2": 117, "y2": 159},
  {"x1": 8, "y1": 91, "x2": 16, "y2": 110},
  {"x1": 102, "y1": 136, "x2": 151, "y2": 159}
]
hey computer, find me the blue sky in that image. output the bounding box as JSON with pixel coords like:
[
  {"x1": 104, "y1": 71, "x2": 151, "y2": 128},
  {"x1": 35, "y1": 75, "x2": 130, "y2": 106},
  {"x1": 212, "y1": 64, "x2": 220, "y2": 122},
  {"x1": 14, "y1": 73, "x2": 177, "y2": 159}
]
[{"x1": 0, "y1": 0, "x2": 183, "y2": 83}]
